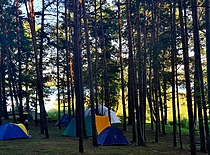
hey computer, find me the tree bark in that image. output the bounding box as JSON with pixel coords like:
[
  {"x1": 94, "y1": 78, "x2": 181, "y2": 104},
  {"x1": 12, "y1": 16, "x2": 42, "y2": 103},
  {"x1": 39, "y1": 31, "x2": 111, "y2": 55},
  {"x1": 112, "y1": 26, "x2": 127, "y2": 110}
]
[
  {"x1": 118, "y1": 0, "x2": 127, "y2": 131},
  {"x1": 81, "y1": 0, "x2": 97, "y2": 146},
  {"x1": 24, "y1": 0, "x2": 49, "y2": 138},
  {"x1": 73, "y1": 0, "x2": 84, "y2": 152},
  {"x1": 16, "y1": 0, "x2": 23, "y2": 123},
  {"x1": 170, "y1": 1, "x2": 177, "y2": 147},
  {"x1": 177, "y1": 0, "x2": 196, "y2": 153}
]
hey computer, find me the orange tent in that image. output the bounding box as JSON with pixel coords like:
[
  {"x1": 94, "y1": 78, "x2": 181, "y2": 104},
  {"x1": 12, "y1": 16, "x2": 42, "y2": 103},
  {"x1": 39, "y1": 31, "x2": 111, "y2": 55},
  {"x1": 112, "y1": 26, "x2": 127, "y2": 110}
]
[{"x1": 95, "y1": 115, "x2": 111, "y2": 134}]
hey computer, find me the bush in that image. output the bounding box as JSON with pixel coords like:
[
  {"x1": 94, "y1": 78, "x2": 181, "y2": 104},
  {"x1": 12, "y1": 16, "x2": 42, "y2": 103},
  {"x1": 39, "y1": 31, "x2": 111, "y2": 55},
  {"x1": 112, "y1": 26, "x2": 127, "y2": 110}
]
[
  {"x1": 168, "y1": 118, "x2": 189, "y2": 129},
  {"x1": 47, "y1": 110, "x2": 64, "y2": 119},
  {"x1": 179, "y1": 118, "x2": 189, "y2": 129}
]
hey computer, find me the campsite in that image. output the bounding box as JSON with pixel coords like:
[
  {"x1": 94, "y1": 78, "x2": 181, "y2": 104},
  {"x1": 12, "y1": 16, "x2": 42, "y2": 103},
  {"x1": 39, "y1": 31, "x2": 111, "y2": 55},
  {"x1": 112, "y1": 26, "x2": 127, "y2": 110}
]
[
  {"x1": 0, "y1": 118, "x2": 205, "y2": 155},
  {"x1": 1, "y1": 0, "x2": 210, "y2": 154}
]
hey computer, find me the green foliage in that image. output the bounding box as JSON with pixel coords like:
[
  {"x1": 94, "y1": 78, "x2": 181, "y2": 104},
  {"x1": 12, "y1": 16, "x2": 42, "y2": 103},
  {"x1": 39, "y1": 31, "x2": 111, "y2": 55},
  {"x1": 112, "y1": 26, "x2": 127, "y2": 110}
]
[{"x1": 47, "y1": 109, "x2": 65, "y2": 119}]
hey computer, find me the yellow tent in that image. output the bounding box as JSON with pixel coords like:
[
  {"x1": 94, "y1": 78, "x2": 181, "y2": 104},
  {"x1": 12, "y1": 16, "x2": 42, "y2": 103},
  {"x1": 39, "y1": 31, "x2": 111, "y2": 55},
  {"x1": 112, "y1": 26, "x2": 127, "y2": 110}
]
[
  {"x1": 16, "y1": 123, "x2": 28, "y2": 135},
  {"x1": 95, "y1": 115, "x2": 111, "y2": 134}
]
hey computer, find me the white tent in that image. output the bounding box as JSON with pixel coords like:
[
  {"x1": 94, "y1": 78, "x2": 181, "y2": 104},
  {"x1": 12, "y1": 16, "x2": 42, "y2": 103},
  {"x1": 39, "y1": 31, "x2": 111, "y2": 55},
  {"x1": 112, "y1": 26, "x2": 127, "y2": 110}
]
[{"x1": 85, "y1": 105, "x2": 121, "y2": 124}]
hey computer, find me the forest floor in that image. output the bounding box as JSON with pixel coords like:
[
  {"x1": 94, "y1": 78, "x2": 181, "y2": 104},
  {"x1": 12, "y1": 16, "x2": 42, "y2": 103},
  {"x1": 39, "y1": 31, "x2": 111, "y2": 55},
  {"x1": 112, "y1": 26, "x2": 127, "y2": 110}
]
[{"x1": 0, "y1": 120, "x2": 208, "y2": 155}]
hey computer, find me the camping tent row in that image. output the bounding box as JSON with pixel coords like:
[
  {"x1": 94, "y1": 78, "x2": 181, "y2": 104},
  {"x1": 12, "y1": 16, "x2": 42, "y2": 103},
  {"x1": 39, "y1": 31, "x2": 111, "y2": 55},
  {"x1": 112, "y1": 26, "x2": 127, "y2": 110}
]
[
  {"x1": 0, "y1": 123, "x2": 29, "y2": 140},
  {"x1": 62, "y1": 115, "x2": 130, "y2": 146},
  {"x1": 56, "y1": 105, "x2": 121, "y2": 127}
]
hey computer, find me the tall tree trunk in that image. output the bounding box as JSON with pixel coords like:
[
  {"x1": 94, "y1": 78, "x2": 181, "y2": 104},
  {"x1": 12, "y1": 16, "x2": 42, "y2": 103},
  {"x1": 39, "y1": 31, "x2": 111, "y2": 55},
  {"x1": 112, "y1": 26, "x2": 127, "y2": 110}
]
[
  {"x1": 191, "y1": 0, "x2": 210, "y2": 153},
  {"x1": 79, "y1": 3, "x2": 87, "y2": 139},
  {"x1": 135, "y1": 0, "x2": 146, "y2": 146},
  {"x1": 142, "y1": 2, "x2": 147, "y2": 139},
  {"x1": 16, "y1": 0, "x2": 23, "y2": 123},
  {"x1": 151, "y1": 0, "x2": 159, "y2": 143},
  {"x1": 177, "y1": 0, "x2": 196, "y2": 153},
  {"x1": 68, "y1": 13, "x2": 75, "y2": 117},
  {"x1": 158, "y1": 79, "x2": 165, "y2": 134},
  {"x1": 25, "y1": 57, "x2": 30, "y2": 111},
  {"x1": 191, "y1": 0, "x2": 205, "y2": 152},
  {"x1": 35, "y1": 90, "x2": 38, "y2": 126},
  {"x1": 99, "y1": 0, "x2": 109, "y2": 118},
  {"x1": 126, "y1": 0, "x2": 136, "y2": 142},
  {"x1": 118, "y1": 0, "x2": 126, "y2": 131},
  {"x1": 74, "y1": 0, "x2": 84, "y2": 152},
  {"x1": 171, "y1": 1, "x2": 177, "y2": 147},
  {"x1": 5, "y1": 25, "x2": 16, "y2": 123},
  {"x1": 56, "y1": 0, "x2": 61, "y2": 130},
  {"x1": 81, "y1": 0, "x2": 97, "y2": 146},
  {"x1": 175, "y1": 65, "x2": 183, "y2": 149},
  {"x1": 39, "y1": 0, "x2": 45, "y2": 133},
  {"x1": 24, "y1": 0, "x2": 49, "y2": 138},
  {"x1": 163, "y1": 78, "x2": 167, "y2": 125},
  {"x1": 205, "y1": 0, "x2": 210, "y2": 153},
  {"x1": 94, "y1": 0, "x2": 99, "y2": 115},
  {"x1": 64, "y1": 0, "x2": 71, "y2": 123},
  {"x1": 1, "y1": 36, "x2": 8, "y2": 120},
  {"x1": 147, "y1": 54, "x2": 154, "y2": 130},
  {"x1": 206, "y1": 0, "x2": 210, "y2": 120}
]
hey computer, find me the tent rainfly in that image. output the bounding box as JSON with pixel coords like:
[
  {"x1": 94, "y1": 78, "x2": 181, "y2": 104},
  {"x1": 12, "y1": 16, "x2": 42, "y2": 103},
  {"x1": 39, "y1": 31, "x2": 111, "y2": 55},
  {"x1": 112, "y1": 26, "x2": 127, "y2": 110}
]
[
  {"x1": 85, "y1": 105, "x2": 121, "y2": 124},
  {"x1": 55, "y1": 114, "x2": 70, "y2": 127},
  {"x1": 97, "y1": 126, "x2": 130, "y2": 146},
  {"x1": 63, "y1": 116, "x2": 93, "y2": 137},
  {"x1": 62, "y1": 115, "x2": 111, "y2": 137},
  {"x1": 0, "y1": 123, "x2": 29, "y2": 140}
]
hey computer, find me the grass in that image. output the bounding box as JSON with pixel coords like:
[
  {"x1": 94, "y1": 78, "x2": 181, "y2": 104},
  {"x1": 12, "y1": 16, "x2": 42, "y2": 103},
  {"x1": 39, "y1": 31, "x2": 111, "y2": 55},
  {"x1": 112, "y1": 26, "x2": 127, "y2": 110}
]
[{"x1": 0, "y1": 119, "x2": 207, "y2": 155}]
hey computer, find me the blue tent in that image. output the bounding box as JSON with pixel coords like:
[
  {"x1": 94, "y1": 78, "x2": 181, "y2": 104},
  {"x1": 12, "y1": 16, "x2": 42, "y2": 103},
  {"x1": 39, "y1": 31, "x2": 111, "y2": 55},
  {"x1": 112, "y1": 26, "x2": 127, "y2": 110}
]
[
  {"x1": 55, "y1": 114, "x2": 70, "y2": 127},
  {"x1": 0, "y1": 123, "x2": 29, "y2": 140},
  {"x1": 97, "y1": 126, "x2": 130, "y2": 146}
]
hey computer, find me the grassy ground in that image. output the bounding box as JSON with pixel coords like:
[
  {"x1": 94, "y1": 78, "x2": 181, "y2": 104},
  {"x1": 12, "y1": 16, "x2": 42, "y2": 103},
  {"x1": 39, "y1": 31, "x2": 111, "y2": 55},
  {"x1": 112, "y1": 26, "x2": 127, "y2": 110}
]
[{"x1": 0, "y1": 120, "x2": 207, "y2": 155}]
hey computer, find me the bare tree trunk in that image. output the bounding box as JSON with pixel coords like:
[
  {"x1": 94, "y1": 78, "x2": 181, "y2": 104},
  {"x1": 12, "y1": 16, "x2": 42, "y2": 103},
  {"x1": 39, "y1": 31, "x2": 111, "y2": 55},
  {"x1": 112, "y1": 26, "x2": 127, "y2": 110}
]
[
  {"x1": 206, "y1": 0, "x2": 210, "y2": 121},
  {"x1": 163, "y1": 78, "x2": 167, "y2": 125},
  {"x1": 170, "y1": 1, "x2": 177, "y2": 147},
  {"x1": 118, "y1": 0, "x2": 126, "y2": 131},
  {"x1": 64, "y1": 0, "x2": 71, "y2": 123},
  {"x1": 99, "y1": 0, "x2": 109, "y2": 119},
  {"x1": 74, "y1": 0, "x2": 84, "y2": 152},
  {"x1": 93, "y1": 0, "x2": 99, "y2": 115},
  {"x1": 175, "y1": 65, "x2": 183, "y2": 149},
  {"x1": 1, "y1": 36, "x2": 8, "y2": 120},
  {"x1": 24, "y1": 0, "x2": 49, "y2": 138},
  {"x1": 205, "y1": 0, "x2": 210, "y2": 153},
  {"x1": 142, "y1": 2, "x2": 147, "y2": 139},
  {"x1": 68, "y1": 13, "x2": 75, "y2": 117},
  {"x1": 126, "y1": 0, "x2": 136, "y2": 142},
  {"x1": 5, "y1": 24, "x2": 16, "y2": 123},
  {"x1": 16, "y1": 0, "x2": 23, "y2": 123},
  {"x1": 135, "y1": 0, "x2": 146, "y2": 146},
  {"x1": 191, "y1": 0, "x2": 205, "y2": 152},
  {"x1": 25, "y1": 57, "x2": 30, "y2": 111},
  {"x1": 81, "y1": 0, "x2": 97, "y2": 146},
  {"x1": 151, "y1": 0, "x2": 159, "y2": 143},
  {"x1": 147, "y1": 53, "x2": 154, "y2": 130},
  {"x1": 35, "y1": 90, "x2": 38, "y2": 126},
  {"x1": 56, "y1": 0, "x2": 61, "y2": 130},
  {"x1": 158, "y1": 79, "x2": 165, "y2": 134},
  {"x1": 191, "y1": 0, "x2": 210, "y2": 153},
  {"x1": 177, "y1": 0, "x2": 196, "y2": 153}
]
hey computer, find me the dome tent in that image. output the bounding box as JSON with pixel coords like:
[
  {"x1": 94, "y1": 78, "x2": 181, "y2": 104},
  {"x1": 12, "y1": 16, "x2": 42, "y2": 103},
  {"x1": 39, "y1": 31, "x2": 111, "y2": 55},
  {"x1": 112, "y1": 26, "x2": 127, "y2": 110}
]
[
  {"x1": 85, "y1": 105, "x2": 121, "y2": 124},
  {"x1": 97, "y1": 126, "x2": 130, "y2": 146},
  {"x1": 0, "y1": 123, "x2": 29, "y2": 140}
]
